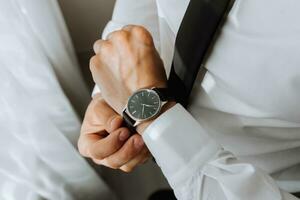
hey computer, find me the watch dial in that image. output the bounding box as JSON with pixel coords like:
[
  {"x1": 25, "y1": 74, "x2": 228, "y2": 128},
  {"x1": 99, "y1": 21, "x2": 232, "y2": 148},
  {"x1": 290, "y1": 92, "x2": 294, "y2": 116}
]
[{"x1": 127, "y1": 90, "x2": 160, "y2": 120}]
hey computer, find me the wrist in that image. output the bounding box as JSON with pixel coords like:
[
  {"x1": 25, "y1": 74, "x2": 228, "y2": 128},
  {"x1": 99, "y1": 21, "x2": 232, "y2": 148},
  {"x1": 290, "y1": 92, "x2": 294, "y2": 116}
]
[{"x1": 136, "y1": 101, "x2": 176, "y2": 134}]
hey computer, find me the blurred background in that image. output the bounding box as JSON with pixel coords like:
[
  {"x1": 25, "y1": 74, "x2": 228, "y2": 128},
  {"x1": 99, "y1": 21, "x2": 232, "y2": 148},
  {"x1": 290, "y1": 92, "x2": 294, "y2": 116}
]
[
  {"x1": 0, "y1": 0, "x2": 169, "y2": 199},
  {"x1": 58, "y1": 0, "x2": 115, "y2": 91}
]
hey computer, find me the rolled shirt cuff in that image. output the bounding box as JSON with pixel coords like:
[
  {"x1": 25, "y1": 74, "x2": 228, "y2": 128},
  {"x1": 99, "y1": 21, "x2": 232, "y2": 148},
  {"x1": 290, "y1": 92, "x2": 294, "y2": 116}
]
[{"x1": 142, "y1": 104, "x2": 220, "y2": 188}]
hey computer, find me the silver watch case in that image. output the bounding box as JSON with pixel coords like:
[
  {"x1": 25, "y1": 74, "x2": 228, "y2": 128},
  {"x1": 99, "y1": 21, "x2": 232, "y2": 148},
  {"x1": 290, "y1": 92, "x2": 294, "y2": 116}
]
[{"x1": 123, "y1": 88, "x2": 167, "y2": 127}]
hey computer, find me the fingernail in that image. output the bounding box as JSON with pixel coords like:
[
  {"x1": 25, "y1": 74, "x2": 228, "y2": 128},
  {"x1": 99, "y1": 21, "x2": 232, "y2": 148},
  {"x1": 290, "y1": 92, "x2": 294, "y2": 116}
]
[
  {"x1": 134, "y1": 138, "x2": 144, "y2": 149},
  {"x1": 119, "y1": 130, "x2": 129, "y2": 141}
]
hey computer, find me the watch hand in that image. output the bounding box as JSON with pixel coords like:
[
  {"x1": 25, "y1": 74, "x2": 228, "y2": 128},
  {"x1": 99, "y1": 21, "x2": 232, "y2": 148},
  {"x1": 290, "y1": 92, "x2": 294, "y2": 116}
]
[
  {"x1": 142, "y1": 104, "x2": 145, "y2": 116},
  {"x1": 143, "y1": 104, "x2": 156, "y2": 108}
]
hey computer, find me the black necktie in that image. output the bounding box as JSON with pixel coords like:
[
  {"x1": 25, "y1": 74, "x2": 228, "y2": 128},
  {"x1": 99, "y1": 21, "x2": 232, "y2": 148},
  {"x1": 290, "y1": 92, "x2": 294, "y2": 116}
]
[{"x1": 168, "y1": 0, "x2": 233, "y2": 107}]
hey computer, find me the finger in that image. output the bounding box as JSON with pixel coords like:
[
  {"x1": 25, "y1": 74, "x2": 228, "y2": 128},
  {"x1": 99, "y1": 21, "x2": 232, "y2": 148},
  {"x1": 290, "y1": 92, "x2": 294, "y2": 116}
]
[
  {"x1": 78, "y1": 134, "x2": 99, "y2": 158},
  {"x1": 100, "y1": 135, "x2": 145, "y2": 169},
  {"x1": 81, "y1": 96, "x2": 123, "y2": 134},
  {"x1": 119, "y1": 147, "x2": 151, "y2": 172},
  {"x1": 79, "y1": 96, "x2": 125, "y2": 157},
  {"x1": 88, "y1": 127, "x2": 130, "y2": 160},
  {"x1": 122, "y1": 25, "x2": 153, "y2": 46},
  {"x1": 93, "y1": 39, "x2": 111, "y2": 54}
]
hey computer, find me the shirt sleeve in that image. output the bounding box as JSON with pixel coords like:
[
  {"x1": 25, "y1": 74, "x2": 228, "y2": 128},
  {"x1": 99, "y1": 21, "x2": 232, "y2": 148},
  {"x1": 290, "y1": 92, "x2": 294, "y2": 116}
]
[
  {"x1": 92, "y1": 0, "x2": 160, "y2": 96},
  {"x1": 142, "y1": 104, "x2": 299, "y2": 200}
]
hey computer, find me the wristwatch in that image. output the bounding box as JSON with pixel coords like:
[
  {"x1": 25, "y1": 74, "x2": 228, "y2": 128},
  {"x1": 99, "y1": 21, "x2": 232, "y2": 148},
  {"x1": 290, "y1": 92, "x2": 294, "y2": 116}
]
[{"x1": 122, "y1": 87, "x2": 173, "y2": 133}]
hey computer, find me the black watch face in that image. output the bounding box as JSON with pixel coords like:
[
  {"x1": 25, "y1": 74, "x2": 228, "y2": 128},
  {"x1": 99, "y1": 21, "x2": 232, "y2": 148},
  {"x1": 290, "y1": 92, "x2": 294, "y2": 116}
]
[{"x1": 127, "y1": 89, "x2": 161, "y2": 120}]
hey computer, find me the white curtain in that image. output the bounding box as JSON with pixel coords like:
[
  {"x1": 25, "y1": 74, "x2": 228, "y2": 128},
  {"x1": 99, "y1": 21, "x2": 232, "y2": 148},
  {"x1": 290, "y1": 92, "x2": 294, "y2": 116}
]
[{"x1": 0, "y1": 0, "x2": 116, "y2": 199}]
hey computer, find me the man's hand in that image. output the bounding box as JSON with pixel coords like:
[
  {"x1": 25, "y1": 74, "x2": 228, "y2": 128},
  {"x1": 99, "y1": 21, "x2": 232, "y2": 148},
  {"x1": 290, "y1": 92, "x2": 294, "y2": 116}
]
[
  {"x1": 78, "y1": 94, "x2": 151, "y2": 172},
  {"x1": 90, "y1": 25, "x2": 167, "y2": 115}
]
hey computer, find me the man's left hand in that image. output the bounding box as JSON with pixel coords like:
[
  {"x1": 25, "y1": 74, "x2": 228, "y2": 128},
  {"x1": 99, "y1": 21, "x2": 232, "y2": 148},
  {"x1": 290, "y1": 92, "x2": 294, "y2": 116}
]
[{"x1": 90, "y1": 25, "x2": 167, "y2": 116}]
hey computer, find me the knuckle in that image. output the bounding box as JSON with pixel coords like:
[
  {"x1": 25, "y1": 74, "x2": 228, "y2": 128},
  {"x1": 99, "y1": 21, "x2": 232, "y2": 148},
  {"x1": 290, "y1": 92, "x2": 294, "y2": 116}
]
[
  {"x1": 131, "y1": 26, "x2": 153, "y2": 44},
  {"x1": 89, "y1": 145, "x2": 105, "y2": 160},
  {"x1": 91, "y1": 153, "x2": 105, "y2": 161},
  {"x1": 131, "y1": 26, "x2": 147, "y2": 35},
  {"x1": 117, "y1": 127, "x2": 129, "y2": 135},
  {"x1": 93, "y1": 40, "x2": 102, "y2": 51},
  {"x1": 92, "y1": 159, "x2": 102, "y2": 165},
  {"x1": 110, "y1": 30, "x2": 128, "y2": 42},
  {"x1": 106, "y1": 116, "x2": 125, "y2": 133},
  {"x1": 90, "y1": 153, "x2": 102, "y2": 161},
  {"x1": 89, "y1": 55, "x2": 100, "y2": 72},
  {"x1": 93, "y1": 40, "x2": 112, "y2": 56},
  {"x1": 131, "y1": 134, "x2": 141, "y2": 143},
  {"x1": 104, "y1": 159, "x2": 119, "y2": 169},
  {"x1": 121, "y1": 165, "x2": 133, "y2": 173},
  {"x1": 93, "y1": 40, "x2": 110, "y2": 54},
  {"x1": 105, "y1": 115, "x2": 118, "y2": 130}
]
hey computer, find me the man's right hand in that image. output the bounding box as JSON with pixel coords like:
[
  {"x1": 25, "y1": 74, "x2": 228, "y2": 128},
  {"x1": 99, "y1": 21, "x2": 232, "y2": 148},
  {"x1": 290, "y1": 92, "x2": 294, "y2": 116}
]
[{"x1": 78, "y1": 94, "x2": 151, "y2": 172}]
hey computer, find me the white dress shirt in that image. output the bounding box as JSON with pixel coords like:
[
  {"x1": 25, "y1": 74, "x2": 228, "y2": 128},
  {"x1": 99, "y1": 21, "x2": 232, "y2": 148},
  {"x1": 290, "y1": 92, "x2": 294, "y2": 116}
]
[{"x1": 94, "y1": 0, "x2": 300, "y2": 199}]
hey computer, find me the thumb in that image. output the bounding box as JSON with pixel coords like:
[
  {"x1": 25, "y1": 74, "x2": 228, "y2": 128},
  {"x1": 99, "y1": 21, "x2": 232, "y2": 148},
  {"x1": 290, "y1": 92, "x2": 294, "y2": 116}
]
[{"x1": 91, "y1": 94, "x2": 123, "y2": 133}]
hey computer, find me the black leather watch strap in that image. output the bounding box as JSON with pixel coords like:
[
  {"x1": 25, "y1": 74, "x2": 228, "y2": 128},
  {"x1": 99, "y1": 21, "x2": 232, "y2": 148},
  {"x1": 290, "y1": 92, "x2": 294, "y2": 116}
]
[
  {"x1": 152, "y1": 88, "x2": 174, "y2": 102},
  {"x1": 122, "y1": 110, "x2": 137, "y2": 134}
]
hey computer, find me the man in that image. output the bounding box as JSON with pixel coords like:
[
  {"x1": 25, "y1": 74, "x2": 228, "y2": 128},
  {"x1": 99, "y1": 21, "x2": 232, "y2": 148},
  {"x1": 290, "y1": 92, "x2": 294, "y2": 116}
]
[{"x1": 78, "y1": 0, "x2": 300, "y2": 199}]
